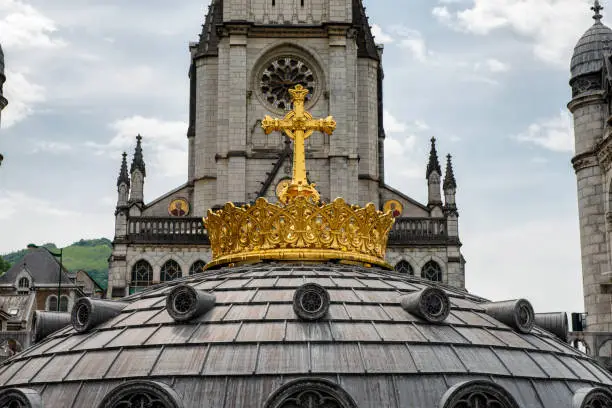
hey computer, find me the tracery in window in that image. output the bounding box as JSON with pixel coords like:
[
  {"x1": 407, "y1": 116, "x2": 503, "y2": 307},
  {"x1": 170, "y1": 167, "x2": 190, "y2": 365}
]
[
  {"x1": 395, "y1": 260, "x2": 414, "y2": 275},
  {"x1": 265, "y1": 378, "x2": 357, "y2": 408},
  {"x1": 189, "y1": 260, "x2": 206, "y2": 275},
  {"x1": 421, "y1": 260, "x2": 442, "y2": 282},
  {"x1": 441, "y1": 381, "x2": 519, "y2": 408},
  {"x1": 0, "y1": 387, "x2": 43, "y2": 408},
  {"x1": 97, "y1": 381, "x2": 182, "y2": 408},
  {"x1": 131, "y1": 260, "x2": 153, "y2": 291},
  {"x1": 161, "y1": 260, "x2": 182, "y2": 282}
]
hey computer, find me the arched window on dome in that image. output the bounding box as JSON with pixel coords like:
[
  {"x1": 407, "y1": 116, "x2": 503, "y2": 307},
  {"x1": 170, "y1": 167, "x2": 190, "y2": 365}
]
[
  {"x1": 131, "y1": 260, "x2": 153, "y2": 294},
  {"x1": 394, "y1": 260, "x2": 414, "y2": 275},
  {"x1": 97, "y1": 380, "x2": 182, "y2": 408},
  {"x1": 59, "y1": 295, "x2": 69, "y2": 312},
  {"x1": 46, "y1": 295, "x2": 58, "y2": 311},
  {"x1": 264, "y1": 378, "x2": 358, "y2": 408},
  {"x1": 189, "y1": 260, "x2": 206, "y2": 275},
  {"x1": 161, "y1": 260, "x2": 182, "y2": 282},
  {"x1": 421, "y1": 260, "x2": 442, "y2": 282},
  {"x1": 0, "y1": 387, "x2": 42, "y2": 408},
  {"x1": 440, "y1": 380, "x2": 519, "y2": 408}
]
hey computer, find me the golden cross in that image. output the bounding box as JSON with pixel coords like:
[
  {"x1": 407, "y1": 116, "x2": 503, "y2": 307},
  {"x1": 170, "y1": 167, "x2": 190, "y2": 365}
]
[{"x1": 262, "y1": 85, "x2": 336, "y2": 203}]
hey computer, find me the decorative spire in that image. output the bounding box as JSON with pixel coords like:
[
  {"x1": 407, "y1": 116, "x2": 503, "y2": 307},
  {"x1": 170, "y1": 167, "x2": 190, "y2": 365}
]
[
  {"x1": 426, "y1": 137, "x2": 442, "y2": 179},
  {"x1": 593, "y1": 0, "x2": 603, "y2": 22},
  {"x1": 117, "y1": 152, "x2": 130, "y2": 188},
  {"x1": 443, "y1": 154, "x2": 457, "y2": 190},
  {"x1": 130, "y1": 134, "x2": 146, "y2": 177}
]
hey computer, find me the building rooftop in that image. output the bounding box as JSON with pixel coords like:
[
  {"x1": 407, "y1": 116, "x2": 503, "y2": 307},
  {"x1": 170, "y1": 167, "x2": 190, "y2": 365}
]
[{"x1": 0, "y1": 262, "x2": 609, "y2": 407}]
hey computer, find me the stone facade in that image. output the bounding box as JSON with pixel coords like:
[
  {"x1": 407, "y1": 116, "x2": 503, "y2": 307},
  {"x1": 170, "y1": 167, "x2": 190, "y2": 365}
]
[
  {"x1": 568, "y1": 9, "x2": 612, "y2": 369},
  {"x1": 108, "y1": 0, "x2": 465, "y2": 297}
]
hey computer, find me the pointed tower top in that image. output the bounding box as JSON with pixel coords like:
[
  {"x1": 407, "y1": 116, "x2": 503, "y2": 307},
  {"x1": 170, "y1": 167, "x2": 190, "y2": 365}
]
[
  {"x1": 130, "y1": 134, "x2": 146, "y2": 177},
  {"x1": 117, "y1": 152, "x2": 130, "y2": 188},
  {"x1": 426, "y1": 137, "x2": 442, "y2": 179},
  {"x1": 443, "y1": 154, "x2": 457, "y2": 190},
  {"x1": 593, "y1": 0, "x2": 604, "y2": 22}
]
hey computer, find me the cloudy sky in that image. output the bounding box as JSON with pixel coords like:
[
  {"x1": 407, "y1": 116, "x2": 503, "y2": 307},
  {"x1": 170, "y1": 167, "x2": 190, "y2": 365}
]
[{"x1": 0, "y1": 0, "x2": 600, "y2": 313}]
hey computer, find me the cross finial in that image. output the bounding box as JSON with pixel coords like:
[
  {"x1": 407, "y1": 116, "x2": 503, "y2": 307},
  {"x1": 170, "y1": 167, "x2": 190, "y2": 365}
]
[
  {"x1": 593, "y1": 0, "x2": 604, "y2": 21},
  {"x1": 261, "y1": 85, "x2": 336, "y2": 204}
]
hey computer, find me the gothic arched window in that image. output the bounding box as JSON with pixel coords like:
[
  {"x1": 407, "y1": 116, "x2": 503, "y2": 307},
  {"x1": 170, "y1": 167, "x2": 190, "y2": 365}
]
[
  {"x1": 264, "y1": 378, "x2": 357, "y2": 408},
  {"x1": 395, "y1": 260, "x2": 414, "y2": 275},
  {"x1": 59, "y1": 296, "x2": 69, "y2": 312},
  {"x1": 161, "y1": 260, "x2": 182, "y2": 282},
  {"x1": 441, "y1": 380, "x2": 519, "y2": 408},
  {"x1": 189, "y1": 260, "x2": 206, "y2": 275},
  {"x1": 422, "y1": 260, "x2": 442, "y2": 282},
  {"x1": 47, "y1": 295, "x2": 58, "y2": 311},
  {"x1": 131, "y1": 260, "x2": 153, "y2": 291},
  {"x1": 97, "y1": 380, "x2": 182, "y2": 408}
]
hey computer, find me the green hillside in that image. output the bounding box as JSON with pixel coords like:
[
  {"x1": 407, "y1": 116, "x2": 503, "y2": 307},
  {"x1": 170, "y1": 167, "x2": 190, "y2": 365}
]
[{"x1": 1, "y1": 238, "x2": 112, "y2": 290}]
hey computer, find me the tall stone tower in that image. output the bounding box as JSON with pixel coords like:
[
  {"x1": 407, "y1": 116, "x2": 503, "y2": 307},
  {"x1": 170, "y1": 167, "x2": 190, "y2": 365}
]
[
  {"x1": 190, "y1": 0, "x2": 382, "y2": 211},
  {"x1": 569, "y1": 0, "x2": 612, "y2": 369},
  {"x1": 107, "y1": 1, "x2": 465, "y2": 297},
  {"x1": 0, "y1": 44, "x2": 7, "y2": 166}
]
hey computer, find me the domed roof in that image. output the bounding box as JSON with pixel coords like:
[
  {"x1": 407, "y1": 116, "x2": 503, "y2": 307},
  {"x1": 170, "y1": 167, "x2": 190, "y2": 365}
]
[
  {"x1": 571, "y1": 2, "x2": 612, "y2": 80},
  {"x1": 0, "y1": 262, "x2": 609, "y2": 408}
]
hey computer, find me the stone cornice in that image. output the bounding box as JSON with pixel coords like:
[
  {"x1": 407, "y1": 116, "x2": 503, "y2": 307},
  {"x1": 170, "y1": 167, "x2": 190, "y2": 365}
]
[
  {"x1": 572, "y1": 151, "x2": 599, "y2": 172},
  {"x1": 567, "y1": 90, "x2": 606, "y2": 113},
  {"x1": 596, "y1": 135, "x2": 612, "y2": 172}
]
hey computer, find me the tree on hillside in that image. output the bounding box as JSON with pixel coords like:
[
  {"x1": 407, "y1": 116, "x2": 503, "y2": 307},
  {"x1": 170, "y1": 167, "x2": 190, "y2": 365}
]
[{"x1": 0, "y1": 258, "x2": 11, "y2": 274}]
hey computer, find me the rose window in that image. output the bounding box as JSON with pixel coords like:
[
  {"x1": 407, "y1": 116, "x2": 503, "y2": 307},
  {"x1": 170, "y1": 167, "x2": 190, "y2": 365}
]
[{"x1": 260, "y1": 57, "x2": 316, "y2": 111}]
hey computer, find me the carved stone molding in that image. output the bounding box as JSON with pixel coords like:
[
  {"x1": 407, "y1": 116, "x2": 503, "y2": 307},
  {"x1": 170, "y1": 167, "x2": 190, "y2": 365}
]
[
  {"x1": 572, "y1": 153, "x2": 599, "y2": 172},
  {"x1": 596, "y1": 136, "x2": 612, "y2": 171}
]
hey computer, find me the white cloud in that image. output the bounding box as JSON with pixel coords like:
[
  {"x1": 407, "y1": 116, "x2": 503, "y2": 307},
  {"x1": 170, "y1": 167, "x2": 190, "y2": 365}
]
[
  {"x1": 88, "y1": 116, "x2": 188, "y2": 178},
  {"x1": 371, "y1": 24, "x2": 394, "y2": 44},
  {"x1": 465, "y1": 217, "x2": 582, "y2": 312},
  {"x1": 384, "y1": 110, "x2": 407, "y2": 133},
  {"x1": 515, "y1": 110, "x2": 574, "y2": 153},
  {"x1": 0, "y1": 190, "x2": 79, "y2": 220},
  {"x1": 29, "y1": 140, "x2": 72, "y2": 154},
  {"x1": 432, "y1": 6, "x2": 452, "y2": 24},
  {"x1": 0, "y1": 0, "x2": 66, "y2": 49},
  {"x1": 1, "y1": 70, "x2": 46, "y2": 128},
  {"x1": 398, "y1": 31, "x2": 431, "y2": 62},
  {"x1": 482, "y1": 58, "x2": 510, "y2": 73},
  {"x1": 434, "y1": 0, "x2": 592, "y2": 66},
  {"x1": 0, "y1": 190, "x2": 112, "y2": 253}
]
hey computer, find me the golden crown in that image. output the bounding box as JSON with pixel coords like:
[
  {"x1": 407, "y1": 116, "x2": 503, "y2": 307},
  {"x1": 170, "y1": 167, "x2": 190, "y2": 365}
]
[{"x1": 204, "y1": 85, "x2": 394, "y2": 269}]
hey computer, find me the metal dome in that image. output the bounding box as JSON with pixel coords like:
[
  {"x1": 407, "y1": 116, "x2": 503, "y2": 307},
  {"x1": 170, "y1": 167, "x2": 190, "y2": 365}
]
[
  {"x1": 571, "y1": 21, "x2": 612, "y2": 80},
  {"x1": 0, "y1": 262, "x2": 609, "y2": 408}
]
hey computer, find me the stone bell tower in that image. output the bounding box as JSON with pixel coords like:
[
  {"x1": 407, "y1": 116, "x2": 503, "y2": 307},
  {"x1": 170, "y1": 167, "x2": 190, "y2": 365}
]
[
  {"x1": 568, "y1": 0, "x2": 612, "y2": 369},
  {"x1": 190, "y1": 0, "x2": 383, "y2": 213}
]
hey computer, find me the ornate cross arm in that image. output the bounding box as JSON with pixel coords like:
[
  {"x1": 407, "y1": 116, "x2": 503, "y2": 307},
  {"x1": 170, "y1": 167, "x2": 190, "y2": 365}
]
[
  {"x1": 261, "y1": 85, "x2": 336, "y2": 204},
  {"x1": 307, "y1": 116, "x2": 337, "y2": 136}
]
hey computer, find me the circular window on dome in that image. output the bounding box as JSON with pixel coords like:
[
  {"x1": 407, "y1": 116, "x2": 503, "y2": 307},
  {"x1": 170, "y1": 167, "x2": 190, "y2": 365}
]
[
  {"x1": 573, "y1": 387, "x2": 612, "y2": 408},
  {"x1": 258, "y1": 55, "x2": 318, "y2": 112},
  {"x1": 293, "y1": 283, "x2": 329, "y2": 321}
]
